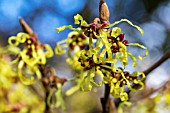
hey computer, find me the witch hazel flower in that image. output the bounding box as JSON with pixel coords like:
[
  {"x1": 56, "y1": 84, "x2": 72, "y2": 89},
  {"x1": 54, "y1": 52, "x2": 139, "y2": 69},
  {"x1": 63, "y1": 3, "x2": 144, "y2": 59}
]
[
  {"x1": 55, "y1": 14, "x2": 148, "y2": 102},
  {"x1": 8, "y1": 33, "x2": 53, "y2": 84}
]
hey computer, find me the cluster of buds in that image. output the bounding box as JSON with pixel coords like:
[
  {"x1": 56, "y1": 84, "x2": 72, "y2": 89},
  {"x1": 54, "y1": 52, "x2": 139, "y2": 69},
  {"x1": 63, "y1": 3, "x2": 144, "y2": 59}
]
[
  {"x1": 81, "y1": 18, "x2": 108, "y2": 39},
  {"x1": 68, "y1": 32, "x2": 88, "y2": 50},
  {"x1": 55, "y1": 31, "x2": 89, "y2": 56},
  {"x1": 110, "y1": 70, "x2": 138, "y2": 87},
  {"x1": 78, "y1": 55, "x2": 94, "y2": 70},
  {"x1": 78, "y1": 51, "x2": 103, "y2": 70},
  {"x1": 107, "y1": 30, "x2": 128, "y2": 53}
]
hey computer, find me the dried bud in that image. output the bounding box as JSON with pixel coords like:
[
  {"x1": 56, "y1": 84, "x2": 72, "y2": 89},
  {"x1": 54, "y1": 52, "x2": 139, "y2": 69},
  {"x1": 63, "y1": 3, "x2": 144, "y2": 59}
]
[
  {"x1": 117, "y1": 33, "x2": 124, "y2": 41},
  {"x1": 99, "y1": 0, "x2": 110, "y2": 23},
  {"x1": 112, "y1": 45, "x2": 120, "y2": 53},
  {"x1": 90, "y1": 23, "x2": 96, "y2": 30},
  {"x1": 19, "y1": 17, "x2": 34, "y2": 35},
  {"x1": 122, "y1": 40, "x2": 128, "y2": 45}
]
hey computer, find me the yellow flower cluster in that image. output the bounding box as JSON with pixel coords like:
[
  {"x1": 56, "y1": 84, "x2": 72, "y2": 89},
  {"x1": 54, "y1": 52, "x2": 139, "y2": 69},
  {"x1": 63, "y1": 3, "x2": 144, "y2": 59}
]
[
  {"x1": 55, "y1": 14, "x2": 148, "y2": 101},
  {"x1": 8, "y1": 33, "x2": 53, "y2": 84}
]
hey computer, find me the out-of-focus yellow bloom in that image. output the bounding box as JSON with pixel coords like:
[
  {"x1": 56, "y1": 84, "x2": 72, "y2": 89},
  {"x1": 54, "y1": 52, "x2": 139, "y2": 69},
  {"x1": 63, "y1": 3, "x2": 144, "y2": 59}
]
[
  {"x1": 0, "y1": 47, "x2": 44, "y2": 113},
  {"x1": 8, "y1": 33, "x2": 54, "y2": 85}
]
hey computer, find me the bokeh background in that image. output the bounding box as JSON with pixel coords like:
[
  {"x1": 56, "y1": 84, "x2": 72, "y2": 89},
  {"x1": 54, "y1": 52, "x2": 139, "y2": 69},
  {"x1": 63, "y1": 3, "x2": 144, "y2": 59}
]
[{"x1": 0, "y1": 0, "x2": 170, "y2": 113}]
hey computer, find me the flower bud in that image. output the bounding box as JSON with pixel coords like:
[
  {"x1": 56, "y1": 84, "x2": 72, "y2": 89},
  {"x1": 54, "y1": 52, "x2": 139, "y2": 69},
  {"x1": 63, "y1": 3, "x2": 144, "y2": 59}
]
[
  {"x1": 122, "y1": 40, "x2": 128, "y2": 45},
  {"x1": 117, "y1": 33, "x2": 124, "y2": 41}
]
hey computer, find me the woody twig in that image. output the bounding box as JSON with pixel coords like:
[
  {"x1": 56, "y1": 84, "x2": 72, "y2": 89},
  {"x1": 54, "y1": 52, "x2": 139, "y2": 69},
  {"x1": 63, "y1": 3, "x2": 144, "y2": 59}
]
[
  {"x1": 99, "y1": 0, "x2": 114, "y2": 113},
  {"x1": 19, "y1": 18, "x2": 67, "y2": 113}
]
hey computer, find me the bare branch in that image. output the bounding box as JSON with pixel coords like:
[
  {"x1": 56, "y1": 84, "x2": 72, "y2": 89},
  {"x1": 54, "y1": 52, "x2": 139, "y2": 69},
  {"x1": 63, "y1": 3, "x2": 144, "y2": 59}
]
[
  {"x1": 99, "y1": 1, "x2": 111, "y2": 112},
  {"x1": 130, "y1": 80, "x2": 170, "y2": 103},
  {"x1": 19, "y1": 17, "x2": 34, "y2": 35},
  {"x1": 18, "y1": 18, "x2": 67, "y2": 113},
  {"x1": 144, "y1": 48, "x2": 170, "y2": 76},
  {"x1": 101, "y1": 84, "x2": 111, "y2": 113}
]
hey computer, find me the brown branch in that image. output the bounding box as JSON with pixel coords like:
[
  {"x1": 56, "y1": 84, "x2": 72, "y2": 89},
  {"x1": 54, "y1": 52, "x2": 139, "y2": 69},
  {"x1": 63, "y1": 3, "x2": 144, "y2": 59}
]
[
  {"x1": 143, "y1": 48, "x2": 170, "y2": 76},
  {"x1": 130, "y1": 80, "x2": 170, "y2": 103},
  {"x1": 19, "y1": 18, "x2": 51, "y2": 113},
  {"x1": 19, "y1": 18, "x2": 66, "y2": 113},
  {"x1": 101, "y1": 84, "x2": 111, "y2": 113},
  {"x1": 99, "y1": 0, "x2": 114, "y2": 112},
  {"x1": 129, "y1": 48, "x2": 170, "y2": 103},
  {"x1": 19, "y1": 17, "x2": 34, "y2": 35}
]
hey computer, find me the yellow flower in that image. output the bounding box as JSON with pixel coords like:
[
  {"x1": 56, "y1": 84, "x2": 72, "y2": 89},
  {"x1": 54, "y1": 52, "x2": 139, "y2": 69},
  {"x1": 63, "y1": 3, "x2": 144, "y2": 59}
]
[
  {"x1": 8, "y1": 33, "x2": 53, "y2": 84},
  {"x1": 56, "y1": 14, "x2": 148, "y2": 102}
]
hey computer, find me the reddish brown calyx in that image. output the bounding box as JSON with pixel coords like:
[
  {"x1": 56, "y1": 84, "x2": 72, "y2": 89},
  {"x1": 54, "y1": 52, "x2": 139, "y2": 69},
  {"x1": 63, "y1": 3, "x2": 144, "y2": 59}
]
[
  {"x1": 122, "y1": 40, "x2": 128, "y2": 45},
  {"x1": 111, "y1": 71, "x2": 122, "y2": 81},
  {"x1": 111, "y1": 44, "x2": 120, "y2": 53},
  {"x1": 117, "y1": 33, "x2": 124, "y2": 41}
]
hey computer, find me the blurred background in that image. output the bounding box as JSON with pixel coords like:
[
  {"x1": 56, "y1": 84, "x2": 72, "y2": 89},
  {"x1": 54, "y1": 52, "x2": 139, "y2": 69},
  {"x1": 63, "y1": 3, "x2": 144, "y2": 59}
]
[{"x1": 0, "y1": 0, "x2": 170, "y2": 113}]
